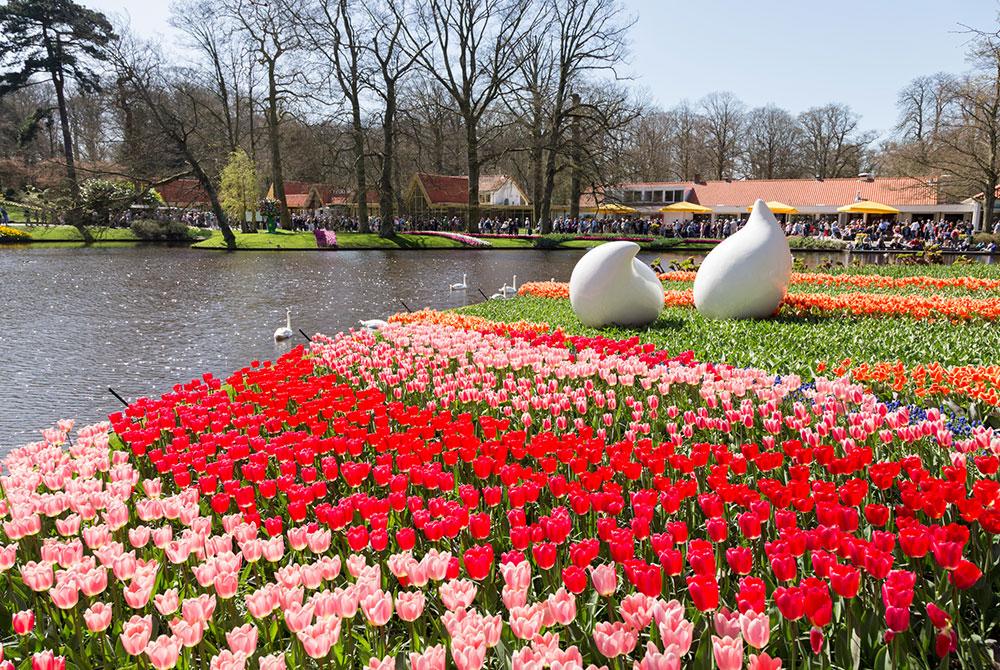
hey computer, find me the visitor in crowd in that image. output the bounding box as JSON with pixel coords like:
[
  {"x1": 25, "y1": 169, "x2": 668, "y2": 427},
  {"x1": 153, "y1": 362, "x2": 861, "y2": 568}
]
[{"x1": 0, "y1": 207, "x2": 8, "y2": 224}]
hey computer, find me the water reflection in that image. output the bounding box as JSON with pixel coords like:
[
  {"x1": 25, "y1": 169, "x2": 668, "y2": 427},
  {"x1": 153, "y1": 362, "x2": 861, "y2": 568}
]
[{"x1": 0, "y1": 246, "x2": 851, "y2": 447}]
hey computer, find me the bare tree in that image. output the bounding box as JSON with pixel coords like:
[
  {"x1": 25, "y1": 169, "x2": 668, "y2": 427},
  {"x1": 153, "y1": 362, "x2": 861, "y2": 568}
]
[
  {"x1": 400, "y1": 0, "x2": 536, "y2": 233},
  {"x1": 108, "y1": 32, "x2": 237, "y2": 248},
  {"x1": 744, "y1": 105, "x2": 801, "y2": 179},
  {"x1": 171, "y1": 0, "x2": 253, "y2": 155},
  {"x1": 535, "y1": 0, "x2": 631, "y2": 233},
  {"x1": 366, "y1": 0, "x2": 424, "y2": 236},
  {"x1": 700, "y1": 91, "x2": 744, "y2": 180},
  {"x1": 225, "y1": 0, "x2": 299, "y2": 230},
  {"x1": 896, "y1": 72, "x2": 955, "y2": 143},
  {"x1": 798, "y1": 103, "x2": 874, "y2": 179}
]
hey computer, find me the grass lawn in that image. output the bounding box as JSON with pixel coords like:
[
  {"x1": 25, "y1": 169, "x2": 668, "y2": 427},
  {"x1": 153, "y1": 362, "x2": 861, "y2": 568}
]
[
  {"x1": 3, "y1": 205, "x2": 27, "y2": 222},
  {"x1": 11, "y1": 224, "x2": 141, "y2": 242},
  {"x1": 192, "y1": 230, "x2": 532, "y2": 250},
  {"x1": 458, "y1": 263, "x2": 1000, "y2": 375}
]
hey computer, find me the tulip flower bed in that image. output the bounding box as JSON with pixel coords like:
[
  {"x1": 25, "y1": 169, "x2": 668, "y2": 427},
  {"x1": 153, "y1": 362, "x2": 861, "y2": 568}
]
[{"x1": 2, "y1": 319, "x2": 999, "y2": 670}]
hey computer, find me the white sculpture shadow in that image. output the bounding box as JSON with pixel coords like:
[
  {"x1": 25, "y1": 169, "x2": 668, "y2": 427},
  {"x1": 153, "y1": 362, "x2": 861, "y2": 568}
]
[
  {"x1": 693, "y1": 199, "x2": 792, "y2": 319},
  {"x1": 569, "y1": 241, "x2": 665, "y2": 327}
]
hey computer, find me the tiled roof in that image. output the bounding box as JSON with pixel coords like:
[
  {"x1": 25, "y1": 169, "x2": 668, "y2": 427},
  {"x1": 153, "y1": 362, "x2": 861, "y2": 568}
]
[
  {"x1": 620, "y1": 177, "x2": 941, "y2": 207},
  {"x1": 156, "y1": 179, "x2": 209, "y2": 207},
  {"x1": 414, "y1": 173, "x2": 521, "y2": 205}
]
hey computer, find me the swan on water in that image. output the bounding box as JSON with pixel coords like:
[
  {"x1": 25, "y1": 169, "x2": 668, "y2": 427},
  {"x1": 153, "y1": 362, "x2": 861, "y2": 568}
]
[
  {"x1": 499, "y1": 274, "x2": 518, "y2": 296},
  {"x1": 449, "y1": 274, "x2": 468, "y2": 290},
  {"x1": 273, "y1": 308, "x2": 294, "y2": 341},
  {"x1": 359, "y1": 319, "x2": 389, "y2": 331}
]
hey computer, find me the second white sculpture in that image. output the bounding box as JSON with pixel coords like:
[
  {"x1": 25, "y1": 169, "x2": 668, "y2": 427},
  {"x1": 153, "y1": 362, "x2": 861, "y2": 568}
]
[
  {"x1": 569, "y1": 241, "x2": 664, "y2": 327},
  {"x1": 693, "y1": 199, "x2": 792, "y2": 319}
]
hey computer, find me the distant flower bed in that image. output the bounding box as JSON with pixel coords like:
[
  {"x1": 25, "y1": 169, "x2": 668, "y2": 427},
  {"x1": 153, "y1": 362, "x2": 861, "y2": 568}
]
[
  {"x1": 518, "y1": 280, "x2": 1000, "y2": 322},
  {"x1": 0, "y1": 224, "x2": 31, "y2": 243},
  {"x1": 314, "y1": 229, "x2": 338, "y2": 248},
  {"x1": 406, "y1": 231, "x2": 492, "y2": 247}
]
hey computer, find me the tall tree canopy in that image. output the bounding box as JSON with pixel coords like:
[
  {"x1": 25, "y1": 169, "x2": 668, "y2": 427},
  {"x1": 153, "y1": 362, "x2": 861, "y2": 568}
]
[{"x1": 0, "y1": 0, "x2": 115, "y2": 192}]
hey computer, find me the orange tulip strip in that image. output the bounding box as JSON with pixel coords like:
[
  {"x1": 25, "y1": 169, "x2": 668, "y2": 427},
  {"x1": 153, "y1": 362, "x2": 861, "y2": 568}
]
[
  {"x1": 518, "y1": 282, "x2": 1000, "y2": 322},
  {"x1": 658, "y1": 271, "x2": 1000, "y2": 292},
  {"x1": 837, "y1": 359, "x2": 1000, "y2": 409},
  {"x1": 389, "y1": 308, "x2": 551, "y2": 335}
]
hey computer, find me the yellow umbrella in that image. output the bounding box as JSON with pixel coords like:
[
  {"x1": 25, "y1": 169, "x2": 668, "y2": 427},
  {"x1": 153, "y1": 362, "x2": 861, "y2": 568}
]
[
  {"x1": 837, "y1": 200, "x2": 900, "y2": 215},
  {"x1": 588, "y1": 202, "x2": 638, "y2": 215},
  {"x1": 746, "y1": 201, "x2": 798, "y2": 215},
  {"x1": 659, "y1": 202, "x2": 713, "y2": 214}
]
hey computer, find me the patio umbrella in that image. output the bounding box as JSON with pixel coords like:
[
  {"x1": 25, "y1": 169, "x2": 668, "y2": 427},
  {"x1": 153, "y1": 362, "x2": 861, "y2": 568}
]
[
  {"x1": 659, "y1": 202, "x2": 713, "y2": 214},
  {"x1": 588, "y1": 202, "x2": 638, "y2": 215},
  {"x1": 746, "y1": 201, "x2": 798, "y2": 214},
  {"x1": 837, "y1": 200, "x2": 901, "y2": 215}
]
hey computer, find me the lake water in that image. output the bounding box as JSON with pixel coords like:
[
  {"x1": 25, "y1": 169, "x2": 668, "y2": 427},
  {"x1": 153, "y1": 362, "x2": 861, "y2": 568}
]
[{"x1": 2, "y1": 246, "x2": 852, "y2": 448}]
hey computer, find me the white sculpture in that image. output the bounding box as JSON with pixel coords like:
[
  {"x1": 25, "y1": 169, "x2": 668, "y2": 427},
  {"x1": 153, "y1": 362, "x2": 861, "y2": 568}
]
[
  {"x1": 693, "y1": 199, "x2": 792, "y2": 319},
  {"x1": 569, "y1": 241, "x2": 664, "y2": 327}
]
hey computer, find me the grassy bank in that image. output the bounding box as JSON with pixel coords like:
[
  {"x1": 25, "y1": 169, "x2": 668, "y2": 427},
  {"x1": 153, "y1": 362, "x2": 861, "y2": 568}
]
[{"x1": 458, "y1": 262, "x2": 1000, "y2": 375}]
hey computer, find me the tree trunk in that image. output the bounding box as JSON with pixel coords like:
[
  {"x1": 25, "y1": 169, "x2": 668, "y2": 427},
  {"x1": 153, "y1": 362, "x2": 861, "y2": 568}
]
[
  {"x1": 568, "y1": 93, "x2": 582, "y2": 220},
  {"x1": 352, "y1": 103, "x2": 370, "y2": 234},
  {"x1": 985, "y1": 189, "x2": 996, "y2": 233},
  {"x1": 379, "y1": 80, "x2": 396, "y2": 238},
  {"x1": 266, "y1": 65, "x2": 292, "y2": 230},
  {"x1": 49, "y1": 45, "x2": 91, "y2": 242},
  {"x1": 530, "y1": 88, "x2": 544, "y2": 230},
  {"x1": 465, "y1": 116, "x2": 480, "y2": 234},
  {"x1": 188, "y1": 153, "x2": 236, "y2": 250}
]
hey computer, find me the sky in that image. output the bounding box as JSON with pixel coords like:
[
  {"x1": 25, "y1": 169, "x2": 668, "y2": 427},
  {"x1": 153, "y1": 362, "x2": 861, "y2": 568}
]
[{"x1": 83, "y1": 0, "x2": 1000, "y2": 135}]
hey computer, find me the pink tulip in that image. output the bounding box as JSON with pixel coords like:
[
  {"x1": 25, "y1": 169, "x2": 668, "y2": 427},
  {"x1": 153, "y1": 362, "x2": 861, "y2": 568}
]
[
  {"x1": 49, "y1": 582, "x2": 79, "y2": 610},
  {"x1": 258, "y1": 653, "x2": 287, "y2": 670},
  {"x1": 714, "y1": 608, "x2": 742, "y2": 638},
  {"x1": 84, "y1": 602, "x2": 112, "y2": 632},
  {"x1": 145, "y1": 635, "x2": 181, "y2": 670},
  {"x1": 169, "y1": 618, "x2": 205, "y2": 648},
  {"x1": 31, "y1": 650, "x2": 65, "y2": 670},
  {"x1": 155, "y1": 588, "x2": 180, "y2": 616},
  {"x1": 367, "y1": 656, "x2": 394, "y2": 670},
  {"x1": 590, "y1": 564, "x2": 617, "y2": 597},
  {"x1": 509, "y1": 604, "x2": 547, "y2": 640},
  {"x1": 12, "y1": 610, "x2": 34, "y2": 635},
  {"x1": 452, "y1": 641, "x2": 487, "y2": 670},
  {"x1": 395, "y1": 590, "x2": 426, "y2": 622},
  {"x1": 741, "y1": 610, "x2": 771, "y2": 649},
  {"x1": 120, "y1": 615, "x2": 153, "y2": 656},
  {"x1": 215, "y1": 571, "x2": 239, "y2": 599},
  {"x1": 711, "y1": 635, "x2": 743, "y2": 670},
  {"x1": 361, "y1": 590, "x2": 393, "y2": 627},
  {"x1": 748, "y1": 653, "x2": 783, "y2": 670},
  {"x1": 209, "y1": 650, "x2": 247, "y2": 670},
  {"x1": 637, "y1": 642, "x2": 681, "y2": 670},
  {"x1": 440, "y1": 579, "x2": 478, "y2": 611},
  {"x1": 547, "y1": 588, "x2": 577, "y2": 626},
  {"x1": 226, "y1": 623, "x2": 258, "y2": 656},
  {"x1": 619, "y1": 593, "x2": 654, "y2": 630},
  {"x1": 593, "y1": 622, "x2": 638, "y2": 658},
  {"x1": 410, "y1": 645, "x2": 447, "y2": 670}
]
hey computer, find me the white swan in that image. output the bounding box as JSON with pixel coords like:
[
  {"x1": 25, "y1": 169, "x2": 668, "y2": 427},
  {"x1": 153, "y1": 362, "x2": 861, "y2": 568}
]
[
  {"x1": 449, "y1": 274, "x2": 468, "y2": 291},
  {"x1": 273, "y1": 308, "x2": 293, "y2": 341},
  {"x1": 500, "y1": 274, "x2": 518, "y2": 296},
  {"x1": 569, "y1": 242, "x2": 664, "y2": 327},
  {"x1": 359, "y1": 318, "x2": 389, "y2": 331},
  {"x1": 693, "y1": 199, "x2": 792, "y2": 319}
]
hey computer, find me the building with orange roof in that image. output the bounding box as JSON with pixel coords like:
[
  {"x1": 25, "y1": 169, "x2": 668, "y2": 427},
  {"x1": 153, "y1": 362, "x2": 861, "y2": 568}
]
[
  {"x1": 589, "y1": 175, "x2": 982, "y2": 227},
  {"x1": 405, "y1": 173, "x2": 532, "y2": 219}
]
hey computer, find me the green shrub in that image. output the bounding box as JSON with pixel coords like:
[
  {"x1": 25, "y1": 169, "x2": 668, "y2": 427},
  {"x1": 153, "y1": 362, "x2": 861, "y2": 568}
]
[
  {"x1": 787, "y1": 235, "x2": 847, "y2": 250},
  {"x1": 534, "y1": 233, "x2": 576, "y2": 249},
  {"x1": 0, "y1": 224, "x2": 31, "y2": 243},
  {"x1": 130, "y1": 219, "x2": 196, "y2": 241},
  {"x1": 973, "y1": 232, "x2": 1000, "y2": 245},
  {"x1": 643, "y1": 237, "x2": 682, "y2": 251}
]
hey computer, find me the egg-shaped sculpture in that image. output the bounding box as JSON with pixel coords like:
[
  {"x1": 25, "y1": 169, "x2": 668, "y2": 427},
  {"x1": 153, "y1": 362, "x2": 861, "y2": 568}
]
[
  {"x1": 569, "y1": 241, "x2": 664, "y2": 327},
  {"x1": 693, "y1": 199, "x2": 792, "y2": 319}
]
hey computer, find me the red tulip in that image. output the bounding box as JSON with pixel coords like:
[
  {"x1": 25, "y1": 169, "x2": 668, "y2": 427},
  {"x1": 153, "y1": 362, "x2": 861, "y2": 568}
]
[{"x1": 686, "y1": 574, "x2": 719, "y2": 611}]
